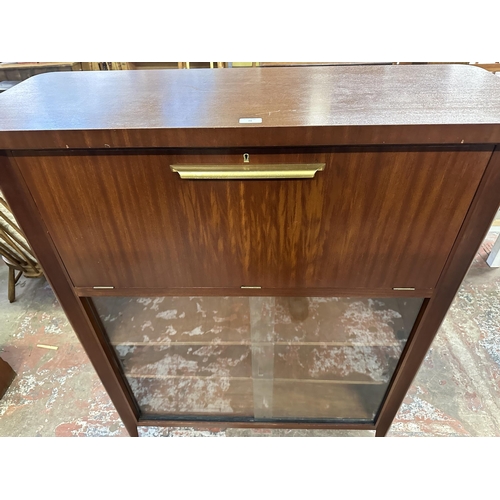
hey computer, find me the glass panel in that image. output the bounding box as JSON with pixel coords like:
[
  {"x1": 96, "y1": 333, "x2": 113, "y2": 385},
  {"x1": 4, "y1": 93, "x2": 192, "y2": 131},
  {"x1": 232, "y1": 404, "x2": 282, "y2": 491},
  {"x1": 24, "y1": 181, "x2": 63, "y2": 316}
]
[{"x1": 93, "y1": 296, "x2": 423, "y2": 422}]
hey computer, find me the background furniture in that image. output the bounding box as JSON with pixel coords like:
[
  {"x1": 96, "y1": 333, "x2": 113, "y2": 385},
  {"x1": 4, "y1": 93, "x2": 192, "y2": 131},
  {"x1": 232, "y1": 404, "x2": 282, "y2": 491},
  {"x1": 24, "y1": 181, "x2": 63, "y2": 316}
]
[
  {"x1": 0, "y1": 65, "x2": 499, "y2": 436},
  {"x1": 0, "y1": 62, "x2": 83, "y2": 82},
  {"x1": 0, "y1": 192, "x2": 43, "y2": 302}
]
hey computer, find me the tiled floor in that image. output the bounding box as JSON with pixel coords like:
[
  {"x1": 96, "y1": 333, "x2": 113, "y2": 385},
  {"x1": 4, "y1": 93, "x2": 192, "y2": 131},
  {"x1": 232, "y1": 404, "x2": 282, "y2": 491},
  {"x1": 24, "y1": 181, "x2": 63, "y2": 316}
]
[{"x1": 0, "y1": 231, "x2": 499, "y2": 437}]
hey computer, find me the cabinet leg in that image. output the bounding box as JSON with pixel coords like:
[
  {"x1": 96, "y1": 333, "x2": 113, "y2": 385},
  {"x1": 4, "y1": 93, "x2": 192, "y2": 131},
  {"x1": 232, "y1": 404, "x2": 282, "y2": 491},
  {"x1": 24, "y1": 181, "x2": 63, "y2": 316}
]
[
  {"x1": 375, "y1": 426, "x2": 389, "y2": 437},
  {"x1": 127, "y1": 425, "x2": 139, "y2": 437}
]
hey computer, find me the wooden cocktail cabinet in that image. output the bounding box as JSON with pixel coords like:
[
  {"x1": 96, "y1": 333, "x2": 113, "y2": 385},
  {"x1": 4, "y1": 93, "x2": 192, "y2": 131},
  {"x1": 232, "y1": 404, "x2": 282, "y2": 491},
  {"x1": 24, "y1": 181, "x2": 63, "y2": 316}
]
[{"x1": 1, "y1": 65, "x2": 499, "y2": 436}]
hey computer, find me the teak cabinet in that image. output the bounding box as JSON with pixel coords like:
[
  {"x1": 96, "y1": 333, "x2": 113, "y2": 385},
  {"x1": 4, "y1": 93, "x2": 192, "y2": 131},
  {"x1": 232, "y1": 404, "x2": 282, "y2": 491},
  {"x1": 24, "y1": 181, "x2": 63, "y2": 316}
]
[{"x1": 1, "y1": 65, "x2": 500, "y2": 436}]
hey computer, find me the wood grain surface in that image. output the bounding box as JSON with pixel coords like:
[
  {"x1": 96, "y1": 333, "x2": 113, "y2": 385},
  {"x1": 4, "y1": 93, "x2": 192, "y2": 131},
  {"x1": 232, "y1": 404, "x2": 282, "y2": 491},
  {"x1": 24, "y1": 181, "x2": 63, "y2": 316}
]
[
  {"x1": 75, "y1": 287, "x2": 433, "y2": 298},
  {"x1": 2, "y1": 65, "x2": 500, "y2": 148},
  {"x1": 15, "y1": 147, "x2": 490, "y2": 290}
]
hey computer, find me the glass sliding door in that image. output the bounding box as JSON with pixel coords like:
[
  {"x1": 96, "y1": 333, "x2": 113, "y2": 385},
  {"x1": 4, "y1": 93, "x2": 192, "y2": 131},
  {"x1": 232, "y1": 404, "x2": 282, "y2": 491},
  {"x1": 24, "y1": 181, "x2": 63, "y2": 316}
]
[{"x1": 92, "y1": 296, "x2": 423, "y2": 422}]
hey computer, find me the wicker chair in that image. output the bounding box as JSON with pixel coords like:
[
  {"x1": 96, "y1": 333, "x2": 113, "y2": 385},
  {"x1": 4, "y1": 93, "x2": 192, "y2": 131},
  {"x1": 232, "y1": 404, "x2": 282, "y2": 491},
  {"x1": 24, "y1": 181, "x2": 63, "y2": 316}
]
[{"x1": 0, "y1": 192, "x2": 43, "y2": 302}]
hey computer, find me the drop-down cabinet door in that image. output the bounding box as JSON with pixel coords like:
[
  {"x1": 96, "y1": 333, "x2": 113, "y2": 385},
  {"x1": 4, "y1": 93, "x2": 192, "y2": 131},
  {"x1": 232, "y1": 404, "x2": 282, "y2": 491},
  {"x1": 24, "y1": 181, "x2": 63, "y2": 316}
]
[{"x1": 14, "y1": 147, "x2": 491, "y2": 291}]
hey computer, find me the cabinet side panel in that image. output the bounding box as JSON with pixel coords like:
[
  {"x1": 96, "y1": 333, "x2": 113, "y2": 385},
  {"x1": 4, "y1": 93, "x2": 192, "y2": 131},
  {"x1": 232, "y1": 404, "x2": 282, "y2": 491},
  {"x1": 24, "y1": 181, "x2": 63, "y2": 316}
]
[
  {"x1": 0, "y1": 152, "x2": 139, "y2": 436},
  {"x1": 375, "y1": 146, "x2": 500, "y2": 436}
]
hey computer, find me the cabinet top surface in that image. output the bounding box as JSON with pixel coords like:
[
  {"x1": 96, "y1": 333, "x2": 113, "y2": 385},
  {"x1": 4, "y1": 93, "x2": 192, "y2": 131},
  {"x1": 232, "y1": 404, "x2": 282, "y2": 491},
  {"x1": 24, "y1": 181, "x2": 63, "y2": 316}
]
[{"x1": 1, "y1": 64, "x2": 500, "y2": 148}]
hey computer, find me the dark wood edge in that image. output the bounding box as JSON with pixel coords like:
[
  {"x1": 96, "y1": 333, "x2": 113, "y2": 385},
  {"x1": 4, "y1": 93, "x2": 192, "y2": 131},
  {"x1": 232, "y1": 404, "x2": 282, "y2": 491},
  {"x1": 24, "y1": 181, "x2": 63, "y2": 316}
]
[
  {"x1": 76, "y1": 287, "x2": 433, "y2": 298},
  {"x1": 138, "y1": 419, "x2": 376, "y2": 431},
  {"x1": 2, "y1": 124, "x2": 500, "y2": 150},
  {"x1": 10, "y1": 144, "x2": 494, "y2": 157},
  {"x1": 374, "y1": 146, "x2": 500, "y2": 437},
  {"x1": 0, "y1": 152, "x2": 140, "y2": 437},
  {"x1": 0, "y1": 357, "x2": 16, "y2": 400}
]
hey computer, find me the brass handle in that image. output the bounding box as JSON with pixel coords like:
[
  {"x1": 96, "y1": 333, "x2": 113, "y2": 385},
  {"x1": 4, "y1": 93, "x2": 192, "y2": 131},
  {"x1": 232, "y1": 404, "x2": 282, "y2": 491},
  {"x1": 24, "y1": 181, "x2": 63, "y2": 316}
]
[{"x1": 170, "y1": 163, "x2": 325, "y2": 180}]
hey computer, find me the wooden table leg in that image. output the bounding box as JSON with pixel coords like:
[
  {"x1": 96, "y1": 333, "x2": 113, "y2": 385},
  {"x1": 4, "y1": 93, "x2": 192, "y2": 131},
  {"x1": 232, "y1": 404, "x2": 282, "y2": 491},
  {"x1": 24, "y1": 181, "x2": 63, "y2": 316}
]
[
  {"x1": 8, "y1": 265, "x2": 15, "y2": 303},
  {"x1": 0, "y1": 357, "x2": 15, "y2": 400}
]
